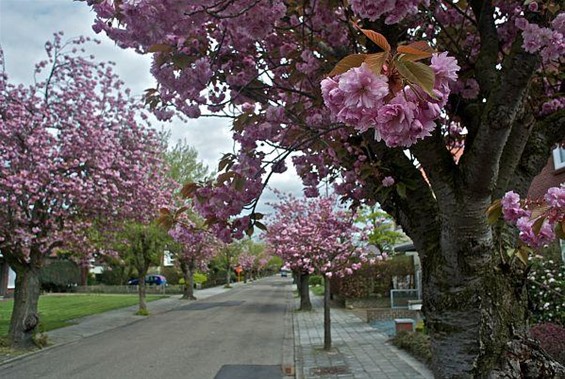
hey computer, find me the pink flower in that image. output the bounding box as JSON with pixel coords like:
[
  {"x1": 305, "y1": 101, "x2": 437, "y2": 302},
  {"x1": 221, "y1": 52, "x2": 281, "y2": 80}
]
[
  {"x1": 338, "y1": 63, "x2": 389, "y2": 109},
  {"x1": 375, "y1": 93, "x2": 417, "y2": 147},
  {"x1": 382, "y1": 176, "x2": 395, "y2": 187},
  {"x1": 430, "y1": 52, "x2": 460, "y2": 82},
  {"x1": 544, "y1": 186, "x2": 565, "y2": 210},
  {"x1": 501, "y1": 191, "x2": 530, "y2": 223},
  {"x1": 517, "y1": 217, "x2": 555, "y2": 249}
]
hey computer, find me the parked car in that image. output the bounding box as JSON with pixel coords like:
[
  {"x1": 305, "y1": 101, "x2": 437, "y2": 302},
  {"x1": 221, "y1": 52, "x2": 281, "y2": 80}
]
[
  {"x1": 127, "y1": 275, "x2": 167, "y2": 286},
  {"x1": 280, "y1": 269, "x2": 290, "y2": 277}
]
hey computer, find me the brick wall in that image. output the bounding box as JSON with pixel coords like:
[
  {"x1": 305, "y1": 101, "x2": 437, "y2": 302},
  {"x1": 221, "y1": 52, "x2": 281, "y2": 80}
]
[{"x1": 528, "y1": 155, "x2": 565, "y2": 199}]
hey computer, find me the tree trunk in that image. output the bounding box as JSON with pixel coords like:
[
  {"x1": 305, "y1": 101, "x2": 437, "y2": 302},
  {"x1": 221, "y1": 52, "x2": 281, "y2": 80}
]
[
  {"x1": 138, "y1": 274, "x2": 147, "y2": 314},
  {"x1": 9, "y1": 264, "x2": 41, "y2": 349},
  {"x1": 292, "y1": 271, "x2": 302, "y2": 298},
  {"x1": 323, "y1": 276, "x2": 331, "y2": 351},
  {"x1": 225, "y1": 265, "x2": 231, "y2": 287},
  {"x1": 298, "y1": 272, "x2": 312, "y2": 311},
  {"x1": 420, "y1": 200, "x2": 565, "y2": 378},
  {"x1": 180, "y1": 261, "x2": 196, "y2": 300}
]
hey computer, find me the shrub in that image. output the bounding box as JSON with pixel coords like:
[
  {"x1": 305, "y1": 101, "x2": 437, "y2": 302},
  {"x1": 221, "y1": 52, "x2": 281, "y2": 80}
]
[
  {"x1": 39, "y1": 260, "x2": 80, "y2": 292},
  {"x1": 392, "y1": 331, "x2": 432, "y2": 365},
  {"x1": 332, "y1": 255, "x2": 416, "y2": 299},
  {"x1": 179, "y1": 272, "x2": 207, "y2": 286},
  {"x1": 529, "y1": 322, "x2": 565, "y2": 365},
  {"x1": 527, "y1": 256, "x2": 565, "y2": 325},
  {"x1": 309, "y1": 275, "x2": 323, "y2": 286},
  {"x1": 161, "y1": 266, "x2": 181, "y2": 285}
]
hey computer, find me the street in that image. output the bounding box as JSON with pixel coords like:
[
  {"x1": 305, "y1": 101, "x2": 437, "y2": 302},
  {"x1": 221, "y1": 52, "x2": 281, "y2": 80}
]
[{"x1": 0, "y1": 277, "x2": 292, "y2": 379}]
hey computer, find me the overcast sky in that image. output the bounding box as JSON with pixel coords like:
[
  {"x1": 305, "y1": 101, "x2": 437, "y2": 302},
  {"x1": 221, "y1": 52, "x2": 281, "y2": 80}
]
[{"x1": 0, "y1": 0, "x2": 304, "y2": 215}]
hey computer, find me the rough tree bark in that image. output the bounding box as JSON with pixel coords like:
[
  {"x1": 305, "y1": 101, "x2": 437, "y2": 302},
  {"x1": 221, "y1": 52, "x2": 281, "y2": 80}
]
[
  {"x1": 180, "y1": 261, "x2": 196, "y2": 300},
  {"x1": 4, "y1": 248, "x2": 43, "y2": 349},
  {"x1": 298, "y1": 271, "x2": 312, "y2": 311}
]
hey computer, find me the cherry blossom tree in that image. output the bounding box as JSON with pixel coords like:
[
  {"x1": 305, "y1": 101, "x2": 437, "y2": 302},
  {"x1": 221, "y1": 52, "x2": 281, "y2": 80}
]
[
  {"x1": 87, "y1": 1, "x2": 565, "y2": 376},
  {"x1": 266, "y1": 194, "x2": 370, "y2": 350},
  {"x1": 168, "y1": 215, "x2": 216, "y2": 300},
  {"x1": 0, "y1": 33, "x2": 170, "y2": 348}
]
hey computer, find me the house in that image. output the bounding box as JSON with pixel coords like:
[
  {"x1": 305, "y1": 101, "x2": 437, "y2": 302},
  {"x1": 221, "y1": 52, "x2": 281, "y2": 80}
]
[
  {"x1": 0, "y1": 254, "x2": 16, "y2": 298},
  {"x1": 527, "y1": 146, "x2": 565, "y2": 263}
]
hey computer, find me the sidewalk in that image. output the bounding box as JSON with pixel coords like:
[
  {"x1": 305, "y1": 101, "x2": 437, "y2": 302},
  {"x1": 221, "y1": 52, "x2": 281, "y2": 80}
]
[{"x1": 293, "y1": 294, "x2": 433, "y2": 379}]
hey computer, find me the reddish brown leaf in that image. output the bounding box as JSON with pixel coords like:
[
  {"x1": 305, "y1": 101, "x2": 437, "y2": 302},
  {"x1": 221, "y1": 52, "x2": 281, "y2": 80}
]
[
  {"x1": 180, "y1": 182, "x2": 199, "y2": 198},
  {"x1": 329, "y1": 54, "x2": 367, "y2": 76},
  {"x1": 147, "y1": 44, "x2": 173, "y2": 53},
  {"x1": 364, "y1": 52, "x2": 388, "y2": 75},
  {"x1": 359, "y1": 29, "x2": 391, "y2": 52},
  {"x1": 531, "y1": 216, "x2": 546, "y2": 236},
  {"x1": 397, "y1": 42, "x2": 434, "y2": 61}
]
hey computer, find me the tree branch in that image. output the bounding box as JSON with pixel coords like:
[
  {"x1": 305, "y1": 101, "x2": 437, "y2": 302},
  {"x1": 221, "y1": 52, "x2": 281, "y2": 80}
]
[
  {"x1": 461, "y1": 38, "x2": 539, "y2": 196},
  {"x1": 470, "y1": 0, "x2": 499, "y2": 93},
  {"x1": 508, "y1": 108, "x2": 565, "y2": 197}
]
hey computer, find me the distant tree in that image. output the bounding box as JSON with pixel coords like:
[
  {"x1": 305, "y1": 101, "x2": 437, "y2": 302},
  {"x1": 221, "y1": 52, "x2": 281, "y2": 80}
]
[
  {"x1": 215, "y1": 242, "x2": 242, "y2": 288},
  {"x1": 267, "y1": 194, "x2": 370, "y2": 350},
  {"x1": 165, "y1": 139, "x2": 211, "y2": 191},
  {"x1": 117, "y1": 222, "x2": 172, "y2": 314},
  {"x1": 356, "y1": 206, "x2": 405, "y2": 253},
  {"x1": 168, "y1": 214, "x2": 216, "y2": 300}
]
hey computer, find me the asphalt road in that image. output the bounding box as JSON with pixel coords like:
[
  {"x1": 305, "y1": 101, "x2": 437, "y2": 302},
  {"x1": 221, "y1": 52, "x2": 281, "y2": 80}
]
[{"x1": 0, "y1": 277, "x2": 292, "y2": 379}]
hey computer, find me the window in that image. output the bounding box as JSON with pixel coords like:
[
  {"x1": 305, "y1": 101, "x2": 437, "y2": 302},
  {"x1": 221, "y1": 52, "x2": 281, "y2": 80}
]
[{"x1": 553, "y1": 147, "x2": 565, "y2": 170}]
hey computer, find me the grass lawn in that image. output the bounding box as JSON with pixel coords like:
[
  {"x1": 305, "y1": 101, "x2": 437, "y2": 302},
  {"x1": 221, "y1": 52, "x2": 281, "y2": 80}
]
[
  {"x1": 311, "y1": 285, "x2": 325, "y2": 296},
  {"x1": 0, "y1": 294, "x2": 167, "y2": 337}
]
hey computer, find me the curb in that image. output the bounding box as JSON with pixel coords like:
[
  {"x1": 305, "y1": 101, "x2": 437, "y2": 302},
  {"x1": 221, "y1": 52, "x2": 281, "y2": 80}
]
[{"x1": 282, "y1": 282, "x2": 296, "y2": 378}]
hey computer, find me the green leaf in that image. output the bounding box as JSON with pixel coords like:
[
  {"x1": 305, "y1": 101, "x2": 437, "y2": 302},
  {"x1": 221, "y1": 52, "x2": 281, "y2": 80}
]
[
  {"x1": 364, "y1": 52, "x2": 388, "y2": 75},
  {"x1": 396, "y1": 182, "x2": 407, "y2": 198},
  {"x1": 394, "y1": 59, "x2": 436, "y2": 97},
  {"x1": 358, "y1": 29, "x2": 391, "y2": 52},
  {"x1": 486, "y1": 199, "x2": 503, "y2": 224},
  {"x1": 329, "y1": 54, "x2": 367, "y2": 76}
]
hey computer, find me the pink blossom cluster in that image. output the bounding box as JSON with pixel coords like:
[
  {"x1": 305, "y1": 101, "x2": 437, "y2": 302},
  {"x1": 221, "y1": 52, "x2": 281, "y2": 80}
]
[
  {"x1": 500, "y1": 186, "x2": 564, "y2": 249},
  {"x1": 266, "y1": 193, "x2": 378, "y2": 278},
  {"x1": 349, "y1": 0, "x2": 429, "y2": 25},
  {"x1": 238, "y1": 252, "x2": 256, "y2": 271},
  {"x1": 321, "y1": 53, "x2": 459, "y2": 147},
  {"x1": 515, "y1": 13, "x2": 565, "y2": 64}
]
